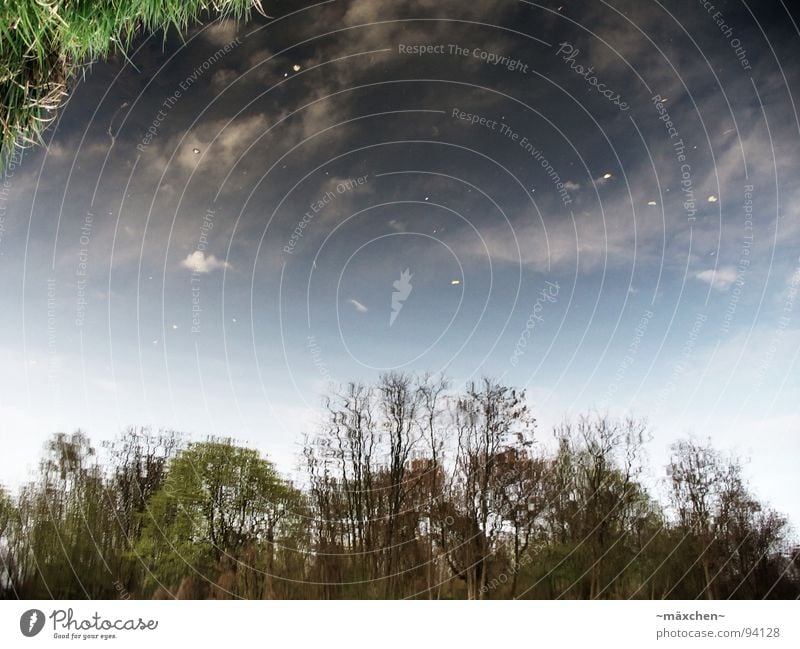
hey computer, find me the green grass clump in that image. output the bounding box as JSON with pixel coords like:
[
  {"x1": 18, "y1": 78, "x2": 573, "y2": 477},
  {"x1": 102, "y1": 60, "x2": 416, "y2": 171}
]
[{"x1": 0, "y1": 0, "x2": 262, "y2": 166}]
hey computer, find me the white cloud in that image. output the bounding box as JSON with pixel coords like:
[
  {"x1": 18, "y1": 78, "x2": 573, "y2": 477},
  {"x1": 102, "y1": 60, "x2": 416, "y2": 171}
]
[
  {"x1": 180, "y1": 251, "x2": 230, "y2": 273},
  {"x1": 92, "y1": 378, "x2": 119, "y2": 393},
  {"x1": 210, "y1": 67, "x2": 239, "y2": 90},
  {"x1": 787, "y1": 266, "x2": 800, "y2": 289},
  {"x1": 348, "y1": 298, "x2": 368, "y2": 313},
  {"x1": 200, "y1": 19, "x2": 240, "y2": 47},
  {"x1": 695, "y1": 266, "x2": 738, "y2": 291},
  {"x1": 172, "y1": 113, "x2": 269, "y2": 173}
]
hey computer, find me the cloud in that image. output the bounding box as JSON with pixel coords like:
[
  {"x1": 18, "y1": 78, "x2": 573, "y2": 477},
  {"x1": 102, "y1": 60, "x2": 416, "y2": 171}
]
[
  {"x1": 452, "y1": 199, "x2": 647, "y2": 274},
  {"x1": 695, "y1": 266, "x2": 739, "y2": 291},
  {"x1": 348, "y1": 298, "x2": 369, "y2": 313},
  {"x1": 180, "y1": 251, "x2": 230, "y2": 273},
  {"x1": 210, "y1": 67, "x2": 239, "y2": 90},
  {"x1": 172, "y1": 113, "x2": 269, "y2": 173},
  {"x1": 199, "y1": 19, "x2": 240, "y2": 48}
]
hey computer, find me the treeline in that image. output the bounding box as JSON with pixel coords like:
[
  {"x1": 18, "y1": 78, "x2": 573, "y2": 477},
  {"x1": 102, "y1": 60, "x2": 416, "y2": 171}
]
[{"x1": 1, "y1": 375, "x2": 797, "y2": 599}]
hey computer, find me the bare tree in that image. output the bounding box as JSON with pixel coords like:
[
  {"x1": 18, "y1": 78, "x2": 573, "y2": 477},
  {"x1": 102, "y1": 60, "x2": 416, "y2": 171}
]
[
  {"x1": 556, "y1": 415, "x2": 647, "y2": 598},
  {"x1": 445, "y1": 379, "x2": 534, "y2": 598}
]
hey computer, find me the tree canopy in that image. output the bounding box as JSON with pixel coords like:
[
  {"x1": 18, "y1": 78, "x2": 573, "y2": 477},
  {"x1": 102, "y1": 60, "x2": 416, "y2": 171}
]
[{"x1": 1, "y1": 375, "x2": 797, "y2": 599}]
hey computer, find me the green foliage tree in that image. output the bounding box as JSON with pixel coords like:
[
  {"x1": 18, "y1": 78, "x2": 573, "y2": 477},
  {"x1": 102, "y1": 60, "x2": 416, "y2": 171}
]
[
  {"x1": 1, "y1": 378, "x2": 797, "y2": 600},
  {"x1": 0, "y1": 486, "x2": 18, "y2": 597},
  {"x1": 136, "y1": 438, "x2": 298, "y2": 598}
]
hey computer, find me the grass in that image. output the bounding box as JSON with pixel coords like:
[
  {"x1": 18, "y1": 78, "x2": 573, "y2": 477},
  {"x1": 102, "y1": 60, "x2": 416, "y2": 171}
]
[{"x1": 0, "y1": 0, "x2": 263, "y2": 167}]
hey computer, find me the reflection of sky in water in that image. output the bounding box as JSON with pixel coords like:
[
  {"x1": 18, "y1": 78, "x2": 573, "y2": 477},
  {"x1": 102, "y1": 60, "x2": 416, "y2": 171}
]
[{"x1": 0, "y1": 0, "x2": 798, "y2": 523}]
